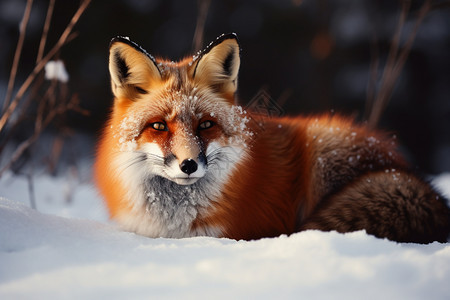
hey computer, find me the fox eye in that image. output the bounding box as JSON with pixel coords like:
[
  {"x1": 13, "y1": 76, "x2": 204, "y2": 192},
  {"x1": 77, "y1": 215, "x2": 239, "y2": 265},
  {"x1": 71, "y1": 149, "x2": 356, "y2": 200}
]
[
  {"x1": 199, "y1": 120, "x2": 214, "y2": 130},
  {"x1": 150, "y1": 122, "x2": 168, "y2": 131}
]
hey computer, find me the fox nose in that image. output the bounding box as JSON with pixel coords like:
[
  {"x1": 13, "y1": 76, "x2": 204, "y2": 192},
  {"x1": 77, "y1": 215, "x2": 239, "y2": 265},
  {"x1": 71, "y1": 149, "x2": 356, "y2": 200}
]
[{"x1": 180, "y1": 159, "x2": 198, "y2": 175}]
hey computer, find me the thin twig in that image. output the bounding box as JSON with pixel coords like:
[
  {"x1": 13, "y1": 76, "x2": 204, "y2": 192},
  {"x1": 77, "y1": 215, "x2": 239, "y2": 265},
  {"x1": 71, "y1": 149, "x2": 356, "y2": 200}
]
[
  {"x1": 0, "y1": 74, "x2": 45, "y2": 156},
  {"x1": 48, "y1": 135, "x2": 65, "y2": 175},
  {"x1": 36, "y1": 0, "x2": 55, "y2": 63},
  {"x1": 368, "y1": 0, "x2": 411, "y2": 128},
  {"x1": 365, "y1": 33, "x2": 379, "y2": 120},
  {"x1": 26, "y1": 172, "x2": 36, "y2": 209},
  {"x1": 0, "y1": 94, "x2": 84, "y2": 176},
  {"x1": 367, "y1": 0, "x2": 435, "y2": 128},
  {"x1": 373, "y1": 2, "x2": 430, "y2": 122},
  {"x1": 3, "y1": 0, "x2": 34, "y2": 113},
  {"x1": 192, "y1": 0, "x2": 211, "y2": 52},
  {"x1": 35, "y1": 79, "x2": 58, "y2": 133},
  {"x1": 1, "y1": 131, "x2": 41, "y2": 176},
  {"x1": 0, "y1": 0, "x2": 91, "y2": 133},
  {"x1": 392, "y1": 0, "x2": 431, "y2": 76}
]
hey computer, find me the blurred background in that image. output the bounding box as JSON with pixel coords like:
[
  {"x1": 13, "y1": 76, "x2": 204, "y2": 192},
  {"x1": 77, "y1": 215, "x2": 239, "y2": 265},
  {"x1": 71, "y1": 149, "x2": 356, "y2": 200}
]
[{"x1": 1, "y1": 0, "x2": 449, "y2": 178}]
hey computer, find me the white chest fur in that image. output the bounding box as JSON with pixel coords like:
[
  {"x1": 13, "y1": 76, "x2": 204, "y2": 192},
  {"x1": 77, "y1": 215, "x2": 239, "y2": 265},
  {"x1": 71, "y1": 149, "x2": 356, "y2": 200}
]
[{"x1": 112, "y1": 143, "x2": 246, "y2": 238}]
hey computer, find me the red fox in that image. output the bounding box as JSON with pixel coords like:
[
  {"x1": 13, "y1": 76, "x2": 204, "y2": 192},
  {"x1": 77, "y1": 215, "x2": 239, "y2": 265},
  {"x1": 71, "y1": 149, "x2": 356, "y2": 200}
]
[{"x1": 95, "y1": 33, "x2": 450, "y2": 243}]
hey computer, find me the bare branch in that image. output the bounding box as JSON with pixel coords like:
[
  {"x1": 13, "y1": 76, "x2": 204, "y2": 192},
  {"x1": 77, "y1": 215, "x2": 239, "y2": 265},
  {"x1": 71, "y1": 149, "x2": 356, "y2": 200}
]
[
  {"x1": 0, "y1": 0, "x2": 91, "y2": 133},
  {"x1": 0, "y1": 93, "x2": 85, "y2": 176},
  {"x1": 368, "y1": 0, "x2": 411, "y2": 128},
  {"x1": 392, "y1": 0, "x2": 431, "y2": 77},
  {"x1": 192, "y1": 0, "x2": 211, "y2": 52},
  {"x1": 3, "y1": 0, "x2": 34, "y2": 113},
  {"x1": 0, "y1": 0, "x2": 91, "y2": 177},
  {"x1": 365, "y1": 33, "x2": 380, "y2": 121},
  {"x1": 367, "y1": 0, "x2": 434, "y2": 129},
  {"x1": 36, "y1": 0, "x2": 55, "y2": 63},
  {"x1": 0, "y1": 74, "x2": 45, "y2": 156},
  {"x1": 26, "y1": 172, "x2": 36, "y2": 209},
  {"x1": 0, "y1": 131, "x2": 40, "y2": 176}
]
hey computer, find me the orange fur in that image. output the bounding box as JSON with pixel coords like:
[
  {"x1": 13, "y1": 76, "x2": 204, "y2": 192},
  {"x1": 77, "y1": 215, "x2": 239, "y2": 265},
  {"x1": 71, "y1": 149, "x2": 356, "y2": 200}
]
[{"x1": 193, "y1": 115, "x2": 408, "y2": 240}]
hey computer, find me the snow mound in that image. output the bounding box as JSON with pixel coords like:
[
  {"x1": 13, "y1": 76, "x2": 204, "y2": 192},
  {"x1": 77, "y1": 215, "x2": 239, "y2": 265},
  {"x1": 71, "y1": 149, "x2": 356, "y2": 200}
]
[{"x1": 1, "y1": 197, "x2": 450, "y2": 299}]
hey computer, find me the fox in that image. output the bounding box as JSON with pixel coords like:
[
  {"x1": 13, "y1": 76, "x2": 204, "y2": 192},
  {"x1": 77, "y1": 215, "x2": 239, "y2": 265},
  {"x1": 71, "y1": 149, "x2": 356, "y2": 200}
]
[{"x1": 94, "y1": 33, "x2": 450, "y2": 243}]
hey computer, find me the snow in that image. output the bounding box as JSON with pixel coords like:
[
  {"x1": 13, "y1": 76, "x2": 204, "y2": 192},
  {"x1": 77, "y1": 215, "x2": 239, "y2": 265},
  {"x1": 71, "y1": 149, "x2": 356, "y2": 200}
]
[
  {"x1": 44, "y1": 60, "x2": 69, "y2": 83},
  {"x1": 1, "y1": 171, "x2": 450, "y2": 299}
]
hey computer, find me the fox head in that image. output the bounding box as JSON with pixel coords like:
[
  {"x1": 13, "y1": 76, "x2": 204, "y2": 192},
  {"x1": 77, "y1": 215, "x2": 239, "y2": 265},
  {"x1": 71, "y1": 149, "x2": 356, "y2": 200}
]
[{"x1": 106, "y1": 33, "x2": 252, "y2": 192}]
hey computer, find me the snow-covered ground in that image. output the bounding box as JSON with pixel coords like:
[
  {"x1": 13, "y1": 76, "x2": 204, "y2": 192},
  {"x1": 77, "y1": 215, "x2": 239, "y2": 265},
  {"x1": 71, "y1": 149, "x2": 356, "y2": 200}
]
[{"x1": 1, "y1": 170, "x2": 450, "y2": 299}]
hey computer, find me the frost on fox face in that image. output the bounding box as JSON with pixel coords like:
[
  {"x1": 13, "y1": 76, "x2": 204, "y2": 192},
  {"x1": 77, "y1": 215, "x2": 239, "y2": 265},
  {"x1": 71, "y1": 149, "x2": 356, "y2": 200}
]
[
  {"x1": 112, "y1": 88, "x2": 251, "y2": 185},
  {"x1": 95, "y1": 33, "x2": 450, "y2": 242}
]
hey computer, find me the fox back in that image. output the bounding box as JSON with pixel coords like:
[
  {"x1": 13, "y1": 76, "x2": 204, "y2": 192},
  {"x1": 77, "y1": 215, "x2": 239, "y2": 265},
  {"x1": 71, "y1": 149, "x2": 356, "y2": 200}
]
[{"x1": 95, "y1": 34, "x2": 450, "y2": 243}]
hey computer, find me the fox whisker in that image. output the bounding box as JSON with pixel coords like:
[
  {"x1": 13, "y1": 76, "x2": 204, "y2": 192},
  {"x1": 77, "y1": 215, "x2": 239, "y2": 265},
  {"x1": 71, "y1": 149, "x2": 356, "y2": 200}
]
[{"x1": 145, "y1": 153, "x2": 165, "y2": 165}]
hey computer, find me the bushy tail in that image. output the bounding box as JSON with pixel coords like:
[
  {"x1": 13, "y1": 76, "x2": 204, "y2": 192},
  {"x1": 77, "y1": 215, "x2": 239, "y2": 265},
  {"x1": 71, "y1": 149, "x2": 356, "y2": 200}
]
[{"x1": 300, "y1": 170, "x2": 450, "y2": 243}]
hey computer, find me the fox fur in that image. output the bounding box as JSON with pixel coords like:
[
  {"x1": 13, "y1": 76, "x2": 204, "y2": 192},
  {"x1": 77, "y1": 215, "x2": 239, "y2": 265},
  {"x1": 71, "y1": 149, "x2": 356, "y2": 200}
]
[{"x1": 94, "y1": 33, "x2": 450, "y2": 243}]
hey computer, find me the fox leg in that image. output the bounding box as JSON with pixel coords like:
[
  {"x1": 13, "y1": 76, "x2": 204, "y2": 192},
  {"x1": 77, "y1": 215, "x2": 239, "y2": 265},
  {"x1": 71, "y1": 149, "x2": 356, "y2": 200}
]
[{"x1": 300, "y1": 170, "x2": 450, "y2": 243}]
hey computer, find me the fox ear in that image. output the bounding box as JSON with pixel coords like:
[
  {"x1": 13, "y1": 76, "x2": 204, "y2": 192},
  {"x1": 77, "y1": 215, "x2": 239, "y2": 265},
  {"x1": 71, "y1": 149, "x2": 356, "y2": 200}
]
[
  {"x1": 190, "y1": 33, "x2": 240, "y2": 96},
  {"x1": 109, "y1": 37, "x2": 161, "y2": 100}
]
